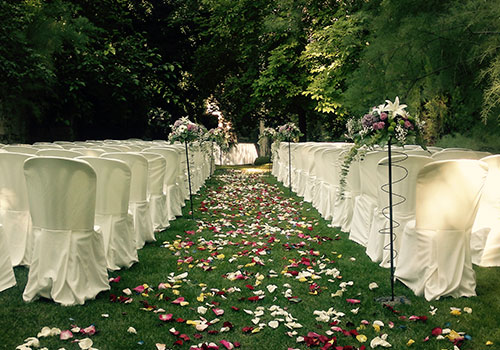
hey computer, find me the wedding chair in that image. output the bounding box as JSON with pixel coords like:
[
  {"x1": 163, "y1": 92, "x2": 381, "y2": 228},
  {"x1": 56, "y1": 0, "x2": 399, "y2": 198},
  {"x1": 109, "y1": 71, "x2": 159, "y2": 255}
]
[
  {"x1": 101, "y1": 153, "x2": 154, "y2": 249},
  {"x1": 331, "y1": 149, "x2": 361, "y2": 232},
  {"x1": 405, "y1": 149, "x2": 432, "y2": 156},
  {"x1": 32, "y1": 143, "x2": 63, "y2": 149},
  {"x1": 426, "y1": 146, "x2": 443, "y2": 153},
  {"x1": 78, "y1": 157, "x2": 138, "y2": 270},
  {"x1": 3, "y1": 146, "x2": 38, "y2": 155},
  {"x1": 294, "y1": 143, "x2": 316, "y2": 197},
  {"x1": 314, "y1": 147, "x2": 344, "y2": 220},
  {"x1": 172, "y1": 144, "x2": 190, "y2": 200},
  {"x1": 303, "y1": 145, "x2": 332, "y2": 203},
  {"x1": 140, "y1": 152, "x2": 169, "y2": 230},
  {"x1": 365, "y1": 155, "x2": 432, "y2": 267},
  {"x1": 395, "y1": 159, "x2": 488, "y2": 301},
  {"x1": 91, "y1": 145, "x2": 122, "y2": 153},
  {"x1": 144, "y1": 147, "x2": 184, "y2": 219},
  {"x1": 271, "y1": 142, "x2": 280, "y2": 177},
  {"x1": 22, "y1": 157, "x2": 109, "y2": 305},
  {"x1": 0, "y1": 153, "x2": 34, "y2": 266},
  {"x1": 0, "y1": 225, "x2": 16, "y2": 292},
  {"x1": 73, "y1": 148, "x2": 106, "y2": 157},
  {"x1": 431, "y1": 150, "x2": 481, "y2": 161},
  {"x1": 349, "y1": 151, "x2": 388, "y2": 246},
  {"x1": 471, "y1": 155, "x2": 500, "y2": 266},
  {"x1": 36, "y1": 149, "x2": 84, "y2": 158}
]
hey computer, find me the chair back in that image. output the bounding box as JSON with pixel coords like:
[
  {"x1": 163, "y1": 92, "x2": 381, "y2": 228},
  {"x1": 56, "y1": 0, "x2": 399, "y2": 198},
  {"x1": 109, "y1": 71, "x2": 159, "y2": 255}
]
[
  {"x1": 144, "y1": 147, "x2": 181, "y2": 186},
  {"x1": 36, "y1": 149, "x2": 84, "y2": 158},
  {"x1": 0, "y1": 153, "x2": 32, "y2": 211},
  {"x1": 140, "y1": 152, "x2": 166, "y2": 195},
  {"x1": 78, "y1": 157, "x2": 131, "y2": 215},
  {"x1": 416, "y1": 160, "x2": 488, "y2": 231},
  {"x1": 72, "y1": 148, "x2": 105, "y2": 157},
  {"x1": 24, "y1": 157, "x2": 97, "y2": 230},
  {"x1": 431, "y1": 150, "x2": 480, "y2": 161},
  {"x1": 359, "y1": 151, "x2": 388, "y2": 200},
  {"x1": 3, "y1": 146, "x2": 38, "y2": 155},
  {"x1": 101, "y1": 152, "x2": 148, "y2": 202}
]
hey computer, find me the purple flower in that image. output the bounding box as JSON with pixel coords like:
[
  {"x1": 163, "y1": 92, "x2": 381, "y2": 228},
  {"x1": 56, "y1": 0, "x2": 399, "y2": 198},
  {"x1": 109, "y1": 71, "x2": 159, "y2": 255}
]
[{"x1": 362, "y1": 114, "x2": 376, "y2": 128}]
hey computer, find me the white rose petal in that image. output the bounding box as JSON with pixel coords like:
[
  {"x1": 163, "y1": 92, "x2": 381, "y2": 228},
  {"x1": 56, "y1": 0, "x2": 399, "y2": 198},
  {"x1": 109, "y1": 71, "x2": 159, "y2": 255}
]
[
  {"x1": 78, "y1": 338, "x2": 93, "y2": 350},
  {"x1": 268, "y1": 320, "x2": 279, "y2": 329},
  {"x1": 127, "y1": 327, "x2": 137, "y2": 334}
]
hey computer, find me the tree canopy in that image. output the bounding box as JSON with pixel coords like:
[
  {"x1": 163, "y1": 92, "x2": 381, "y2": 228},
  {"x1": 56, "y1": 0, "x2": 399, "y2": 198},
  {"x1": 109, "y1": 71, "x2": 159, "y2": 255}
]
[{"x1": 1, "y1": 0, "x2": 500, "y2": 144}]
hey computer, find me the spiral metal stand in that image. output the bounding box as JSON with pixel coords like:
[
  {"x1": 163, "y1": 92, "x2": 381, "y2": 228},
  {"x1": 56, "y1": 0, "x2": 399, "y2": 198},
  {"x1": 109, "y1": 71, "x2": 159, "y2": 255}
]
[
  {"x1": 184, "y1": 141, "x2": 194, "y2": 219},
  {"x1": 376, "y1": 138, "x2": 411, "y2": 305}
]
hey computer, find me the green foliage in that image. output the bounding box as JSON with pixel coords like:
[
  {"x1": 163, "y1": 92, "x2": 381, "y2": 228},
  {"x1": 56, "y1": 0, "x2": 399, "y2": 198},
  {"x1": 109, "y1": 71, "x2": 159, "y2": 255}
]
[{"x1": 253, "y1": 156, "x2": 271, "y2": 165}]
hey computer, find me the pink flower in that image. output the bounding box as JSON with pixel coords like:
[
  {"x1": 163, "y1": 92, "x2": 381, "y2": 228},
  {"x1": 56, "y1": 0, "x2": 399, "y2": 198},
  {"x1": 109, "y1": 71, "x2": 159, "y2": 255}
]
[
  {"x1": 380, "y1": 112, "x2": 388, "y2": 120},
  {"x1": 187, "y1": 123, "x2": 195, "y2": 131},
  {"x1": 404, "y1": 120, "x2": 413, "y2": 129}
]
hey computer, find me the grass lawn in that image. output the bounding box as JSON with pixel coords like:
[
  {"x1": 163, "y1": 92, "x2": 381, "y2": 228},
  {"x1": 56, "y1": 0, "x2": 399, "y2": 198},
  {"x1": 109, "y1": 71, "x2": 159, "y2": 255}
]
[{"x1": 1, "y1": 164, "x2": 499, "y2": 350}]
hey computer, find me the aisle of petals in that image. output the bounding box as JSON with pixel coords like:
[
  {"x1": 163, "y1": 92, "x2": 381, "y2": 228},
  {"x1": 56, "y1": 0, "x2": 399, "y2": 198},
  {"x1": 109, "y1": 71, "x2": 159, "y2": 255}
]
[{"x1": 17, "y1": 169, "x2": 478, "y2": 350}]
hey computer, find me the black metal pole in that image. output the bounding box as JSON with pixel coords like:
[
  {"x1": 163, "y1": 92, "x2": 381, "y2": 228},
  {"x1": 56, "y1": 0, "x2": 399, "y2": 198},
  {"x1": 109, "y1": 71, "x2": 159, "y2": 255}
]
[
  {"x1": 388, "y1": 137, "x2": 395, "y2": 301},
  {"x1": 185, "y1": 141, "x2": 194, "y2": 219},
  {"x1": 210, "y1": 142, "x2": 214, "y2": 175},
  {"x1": 288, "y1": 140, "x2": 292, "y2": 194}
]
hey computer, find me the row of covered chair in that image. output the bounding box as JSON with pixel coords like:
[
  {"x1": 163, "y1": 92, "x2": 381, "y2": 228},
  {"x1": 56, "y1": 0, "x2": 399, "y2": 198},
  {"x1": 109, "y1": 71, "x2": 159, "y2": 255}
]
[
  {"x1": 0, "y1": 139, "x2": 214, "y2": 305},
  {"x1": 272, "y1": 142, "x2": 499, "y2": 300}
]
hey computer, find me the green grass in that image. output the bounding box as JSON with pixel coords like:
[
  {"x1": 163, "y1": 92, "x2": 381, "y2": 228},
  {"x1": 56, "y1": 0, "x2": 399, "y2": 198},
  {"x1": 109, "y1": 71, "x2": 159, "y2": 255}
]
[{"x1": 1, "y1": 165, "x2": 499, "y2": 350}]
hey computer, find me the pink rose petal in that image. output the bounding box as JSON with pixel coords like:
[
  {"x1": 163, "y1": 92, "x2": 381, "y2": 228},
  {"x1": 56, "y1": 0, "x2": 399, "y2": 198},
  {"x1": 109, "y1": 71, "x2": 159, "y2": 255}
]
[{"x1": 60, "y1": 330, "x2": 73, "y2": 340}]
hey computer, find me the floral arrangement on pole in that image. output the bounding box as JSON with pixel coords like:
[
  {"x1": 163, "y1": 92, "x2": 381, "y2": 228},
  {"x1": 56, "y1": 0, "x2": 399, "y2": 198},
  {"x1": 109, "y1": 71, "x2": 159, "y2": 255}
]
[
  {"x1": 276, "y1": 122, "x2": 302, "y2": 143},
  {"x1": 205, "y1": 127, "x2": 230, "y2": 151},
  {"x1": 260, "y1": 127, "x2": 278, "y2": 141},
  {"x1": 340, "y1": 97, "x2": 426, "y2": 192},
  {"x1": 168, "y1": 117, "x2": 203, "y2": 143}
]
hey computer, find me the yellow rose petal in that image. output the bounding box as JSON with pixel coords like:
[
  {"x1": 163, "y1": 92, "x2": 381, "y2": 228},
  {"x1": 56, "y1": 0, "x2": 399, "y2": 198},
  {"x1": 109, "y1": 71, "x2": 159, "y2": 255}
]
[
  {"x1": 486, "y1": 341, "x2": 493, "y2": 346},
  {"x1": 406, "y1": 339, "x2": 415, "y2": 346},
  {"x1": 356, "y1": 334, "x2": 367, "y2": 343}
]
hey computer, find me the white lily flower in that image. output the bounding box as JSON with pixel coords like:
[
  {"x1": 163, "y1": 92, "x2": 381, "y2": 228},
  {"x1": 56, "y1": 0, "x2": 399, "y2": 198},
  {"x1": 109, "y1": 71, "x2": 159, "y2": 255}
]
[{"x1": 385, "y1": 96, "x2": 407, "y2": 117}]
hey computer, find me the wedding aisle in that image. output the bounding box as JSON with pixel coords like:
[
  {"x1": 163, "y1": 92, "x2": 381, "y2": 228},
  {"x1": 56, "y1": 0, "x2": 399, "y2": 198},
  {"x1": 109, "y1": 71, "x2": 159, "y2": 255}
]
[{"x1": 4, "y1": 167, "x2": 497, "y2": 349}]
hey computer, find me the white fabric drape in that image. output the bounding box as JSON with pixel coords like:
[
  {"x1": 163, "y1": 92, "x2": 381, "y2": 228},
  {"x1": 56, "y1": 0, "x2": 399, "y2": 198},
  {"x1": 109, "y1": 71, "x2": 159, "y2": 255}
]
[
  {"x1": 395, "y1": 160, "x2": 487, "y2": 301},
  {"x1": 22, "y1": 157, "x2": 109, "y2": 305}
]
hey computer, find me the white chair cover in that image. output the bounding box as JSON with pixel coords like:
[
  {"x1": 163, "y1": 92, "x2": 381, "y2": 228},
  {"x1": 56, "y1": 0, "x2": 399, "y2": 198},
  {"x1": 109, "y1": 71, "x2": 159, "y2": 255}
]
[
  {"x1": 313, "y1": 147, "x2": 344, "y2": 220},
  {"x1": 91, "y1": 145, "x2": 122, "y2": 153},
  {"x1": 349, "y1": 151, "x2": 387, "y2": 246},
  {"x1": 36, "y1": 149, "x2": 84, "y2": 158},
  {"x1": 431, "y1": 150, "x2": 481, "y2": 161},
  {"x1": 0, "y1": 153, "x2": 34, "y2": 266},
  {"x1": 331, "y1": 149, "x2": 361, "y2": 232},
  {"x1": 22, "y1": 157, "x2": 109, "y2": 305},
  {"x1": 141, "y1": 152, "x2": 169, "y2": 230},
  {"x1": 143, "y1": 147, "x2": 184, "y2": 220},
  {"x1": 3, "y1": 146, "x2": 38, "y2": 155},
  {"x1": 78, "y1": 157, "x2": 138, "y2": 270},
  {"x1": 395, "y1": 160, "x2": 488, "y2": 301},
  {"x1": 31, "y1": 143, "x2": 63, "y2": 149},
  {"x1": 366, "y1": 155, "x2": 432, "y2": 267},
  {"x1": 73, "y1": 148, "x2": 106, "y2": 157},
  {"x1": 303, "y1": 146, "x2": 332, "y2": 203},
  {"x1": 471, "y1": 155, "x2": 500, "y2": 266},
  {"x1": 101, "y1": 153, "x2": 154, "y2": 249},
  {"x1": 0, "y1": 224, "x2": 16, "y2": 292},
  {"x1": 271, "y1": 142, "x2": 280, "y2": 177}
]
